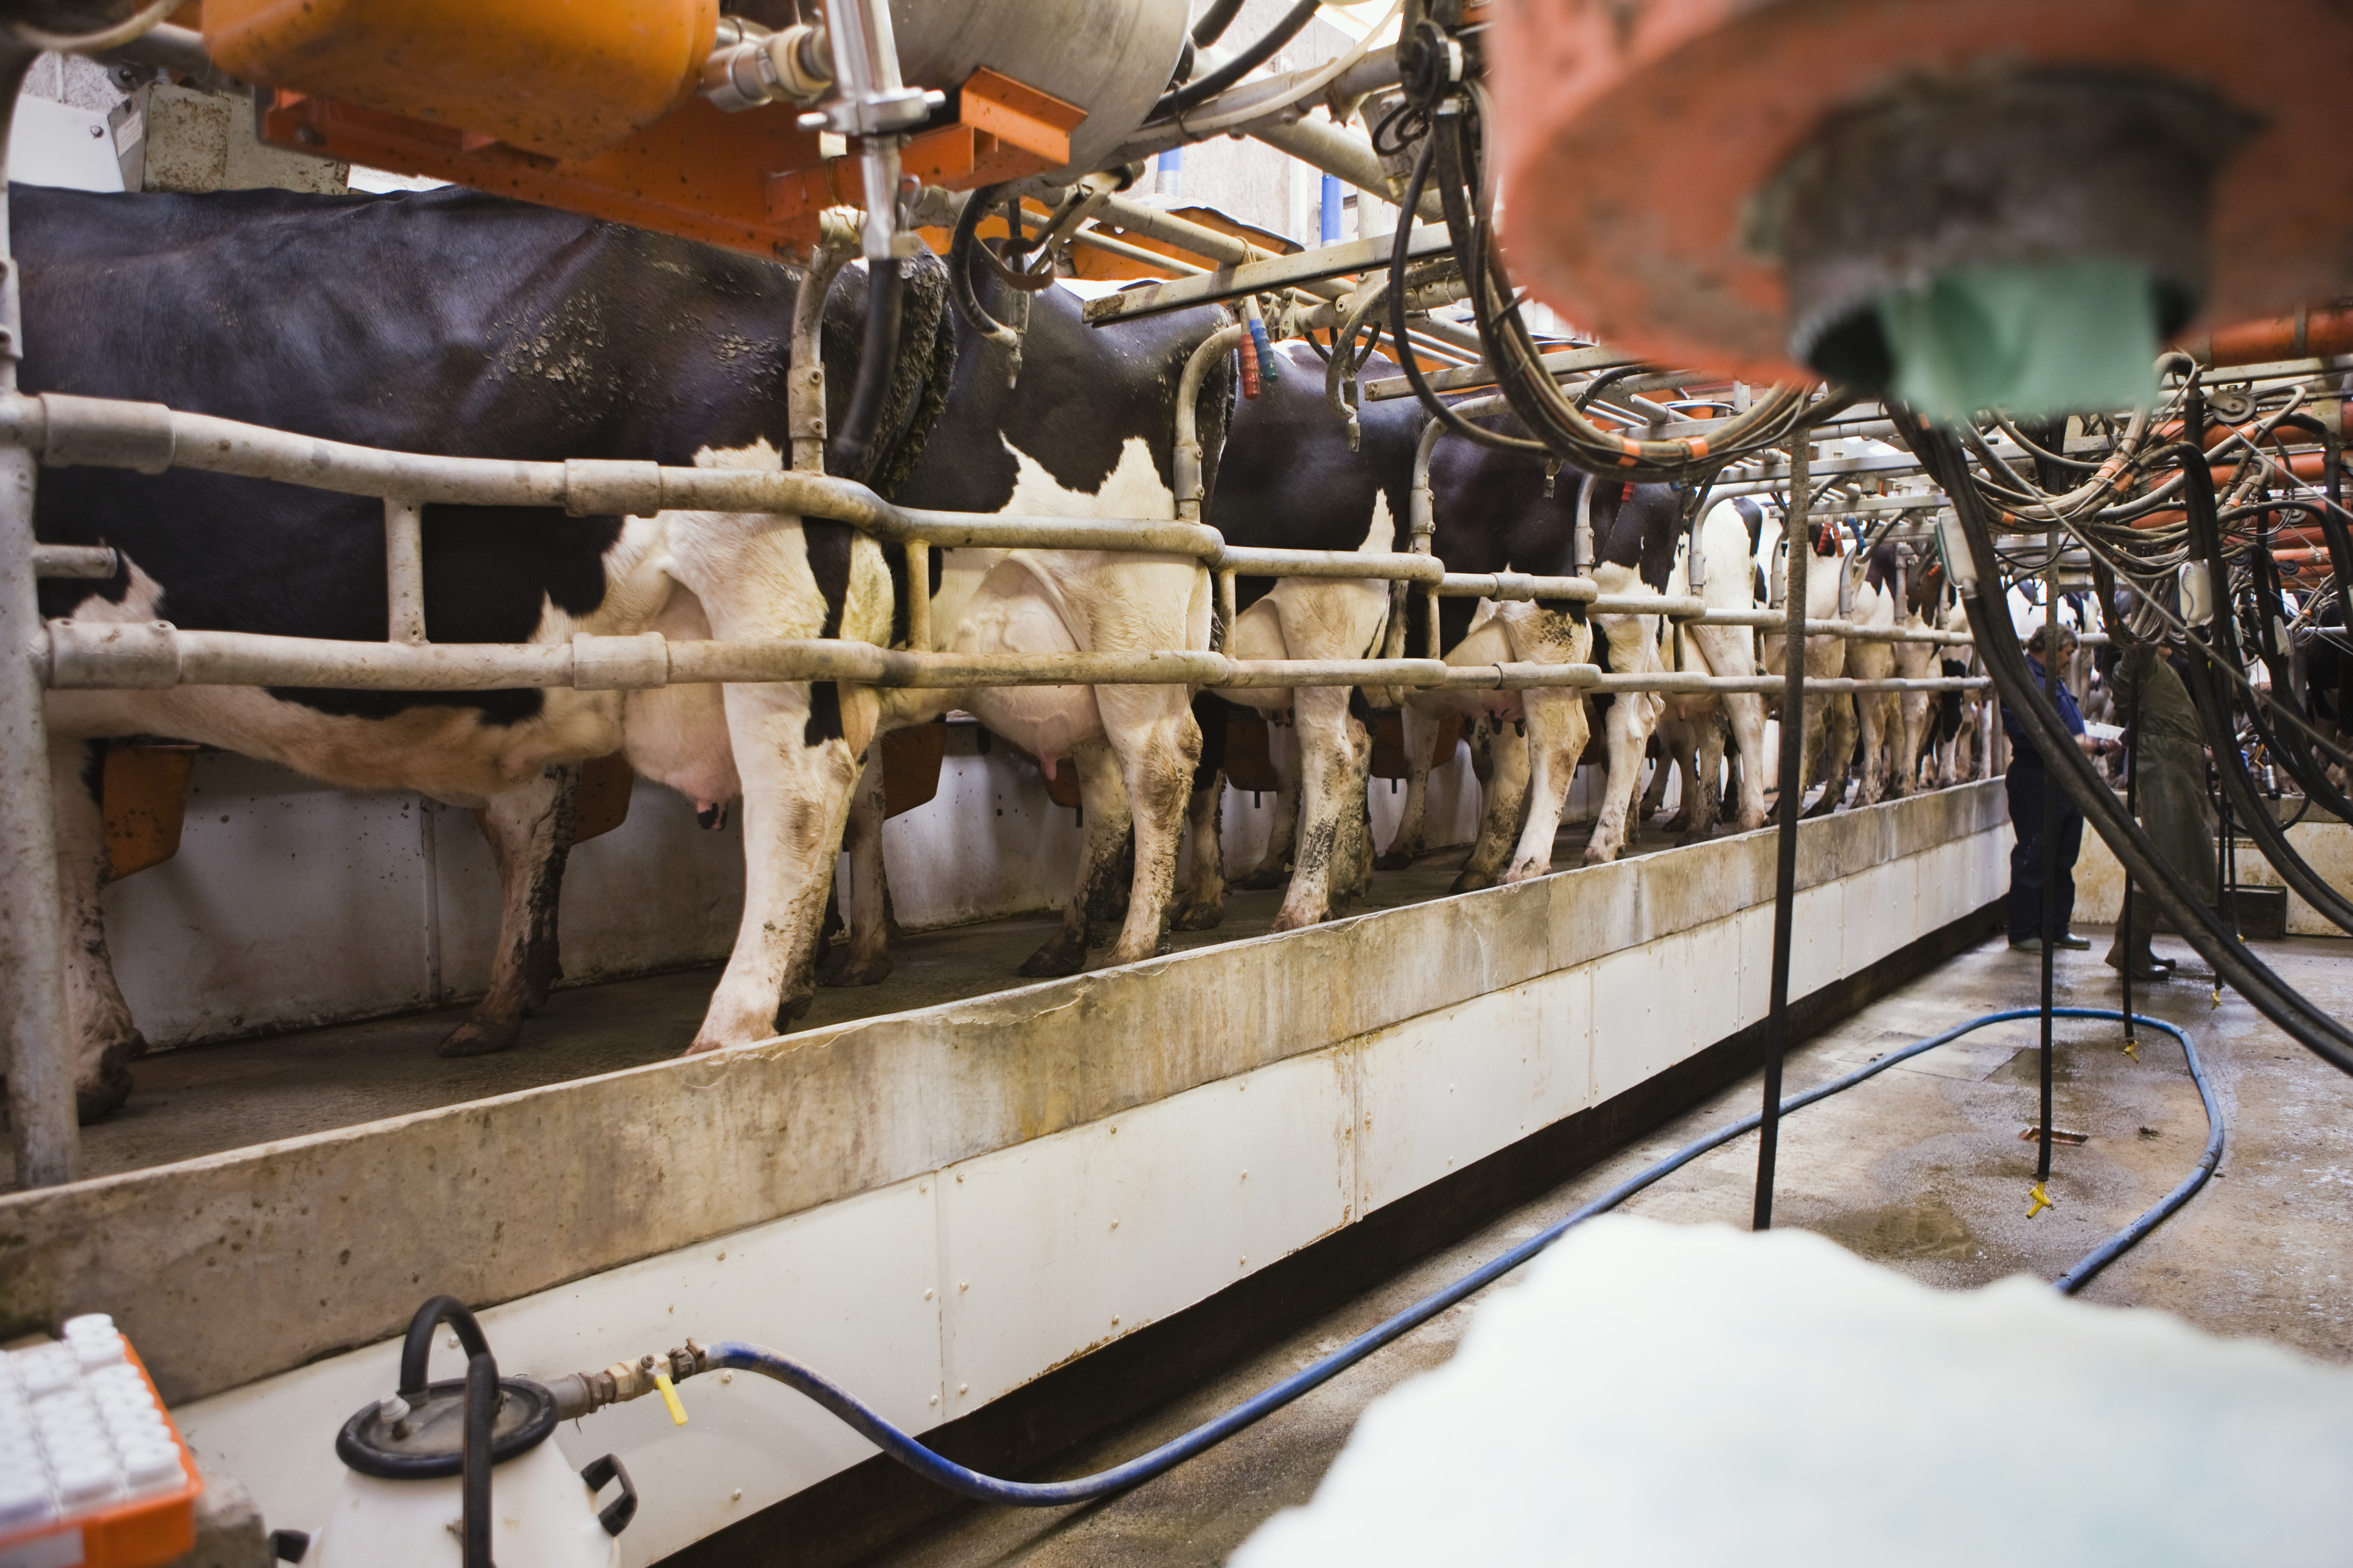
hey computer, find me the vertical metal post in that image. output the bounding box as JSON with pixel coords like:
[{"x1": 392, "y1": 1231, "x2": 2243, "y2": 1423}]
[
  {"x1": 384, "y1": 498, "x2": 427, "y2": 644},
  {"x1": 2037, "y1": 549, "x2": 2059, "y2": 1188},
  {"x1": 905, "y1": 540, "x2": 930, "y2": 651},
  {"x1": 0, "y1": 44, "x2": 80, "y2": 1188},
  {"x1": 1753, "y1": 436, "x2": 1808, "y2": 1230},
  {"x1": 2120, "y1": 705, "x2": 2139, "y2": 1054}
]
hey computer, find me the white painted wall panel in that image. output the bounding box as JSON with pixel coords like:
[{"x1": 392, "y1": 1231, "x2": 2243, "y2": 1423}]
[
  {"x1": 1789, "y1": 881, "x2": 1845, "y2": 997},
  {"x1": 935, "y1": 1051, "x2": 1354, "y2": 1415},
  {"x1": 106, "y1": 758, "x2": 437, "y2": 1044},
  {"x1": 175, "y1": 1178, "x2": 943, "y2": 1568},
  {"x1": 1354, "y1": 969, "x2": 1592, "y2": 1214}
]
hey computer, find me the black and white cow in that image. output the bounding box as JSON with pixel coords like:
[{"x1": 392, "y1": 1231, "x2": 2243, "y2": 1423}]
[
  {"x1": 1196, "y1": 350, "x2": 1696, "y2": 909},
  {"x1": 826, "y1": 270, "x2": 1233, "y2": 981},
  {"x1": 23, "y1": 183, "x2": 1225, "y2": 1117}
]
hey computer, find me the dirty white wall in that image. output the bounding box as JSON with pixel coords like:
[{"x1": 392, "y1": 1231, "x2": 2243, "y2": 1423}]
[{"x1": 103, "y1": 722, "x2": 1488, "y2": 1048}]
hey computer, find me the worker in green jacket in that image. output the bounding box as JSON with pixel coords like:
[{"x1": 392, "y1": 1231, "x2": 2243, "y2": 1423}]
[{"x1": 2105, "y1": 625, "x2": 2215, "y2": 982}]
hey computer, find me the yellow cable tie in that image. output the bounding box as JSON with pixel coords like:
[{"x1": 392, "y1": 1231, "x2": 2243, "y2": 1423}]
[
  {"x1": 655, "y1": 1370, "x2": 688, "y2": 1426},
  {"x1": 2026, "y1": 1182, "x2": 2054, "y2": 1219}
]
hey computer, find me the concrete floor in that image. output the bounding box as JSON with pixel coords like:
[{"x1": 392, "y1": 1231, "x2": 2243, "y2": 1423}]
[
  {"x1": 845, "y1": 928, "x2": 2353, "y2": 1568},
  {"x1": 28, "y1": 818, "x2": 1714, "y2": 1185}
]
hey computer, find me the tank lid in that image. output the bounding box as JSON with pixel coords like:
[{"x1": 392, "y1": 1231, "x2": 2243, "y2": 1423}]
[{"x1": 335, "y1": 1376, "x2": 558, "y2": 1480}]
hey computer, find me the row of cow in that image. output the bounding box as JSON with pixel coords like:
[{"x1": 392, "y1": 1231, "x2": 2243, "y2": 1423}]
[{"x1": 23, "y1": 183, "x2": 1980, "y2": 1120}]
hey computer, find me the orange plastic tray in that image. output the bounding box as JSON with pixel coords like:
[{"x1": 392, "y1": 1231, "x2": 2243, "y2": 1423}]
[{"x1": 0, "y1": 1341, "x2": 201, "y2": 1568}]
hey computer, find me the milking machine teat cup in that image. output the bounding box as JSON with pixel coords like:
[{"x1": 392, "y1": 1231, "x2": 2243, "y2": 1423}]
[{"x1": 285, "y1": 1296, "x2": 635, "y2": 1568}]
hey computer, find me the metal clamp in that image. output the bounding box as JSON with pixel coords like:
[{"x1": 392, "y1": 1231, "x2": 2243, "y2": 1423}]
[
  {"x1": 572, "y1": 632, "x2": 670, "y2": 691},
  {"x1": 43, "y1": 392, "x2": 174, "y2": 474},
  {"x1": 50, "y1": 619, "x2": 180, "y2": 688}
]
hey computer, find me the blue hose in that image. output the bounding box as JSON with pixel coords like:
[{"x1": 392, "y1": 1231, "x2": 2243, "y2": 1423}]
[{"x1": 704, "y1": 1006, "x2": 2220, "y2": 1507}]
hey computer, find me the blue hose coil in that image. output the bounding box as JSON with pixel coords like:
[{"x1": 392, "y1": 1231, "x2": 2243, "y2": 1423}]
[{"x1": 707, "y1": 1006, "x2": 2220, "y2": 1507}]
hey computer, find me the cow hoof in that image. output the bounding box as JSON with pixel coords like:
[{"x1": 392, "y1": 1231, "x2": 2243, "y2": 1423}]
[
  {"x1": 438, "y1": 1016, "x2": 523, "y2": 1058},
  {"x1": 1234, "y1": 866, "x2": 1288, "y2": 891},
  {"x1": 75, "y1": 1042, "x2": 136, "y2": 1123},
  {"x1": 819, "y1": 950, "x2": 893, "y2": 988},
  {"x1": 1581, "y1": 845, "x2": 1618, "y2": 867},
  {"x1": 1172, "y1": 900, "x2": 1225, "y2": 932},
  {"x1": 1017, "y1": 941, "x2": 1087, "y2": 978},
  {"x1": 1269, "y1": 907, "x2": 1325, "y2": 933},
  {"x1": 1674, "y1": 826, "x2": 1715, "y2": 848},
  {"x1": 1448, "y1": 868, "x2": 1495, "y2": 894},
  {"x1": 1372, "y1": 850, "x2": 1417, "y2": 872},
  {"x1": 1801, "y1": 797, "x2": 1838, "y2": 821},
  {"x1": 1501, "y1": 862, "x2": 1547, "y2": 885},
  {"x1": 1659, "y1": 812, "x2": 1692, "y2": 834}
]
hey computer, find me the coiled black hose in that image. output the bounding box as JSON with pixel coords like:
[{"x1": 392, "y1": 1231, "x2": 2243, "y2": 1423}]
[
  {"x1": 1147, "y1": 0, "x2": 1321, "y2": 122},
  {"x1": 1911, "y1": 417, "x2": 2353, "y2": 1074},
  {"x1": 1387, "y1": 136, "x2": 1545, "y2": 455},
  {"x1": 2172, "y1": 437, "x2": 2353, "y2": 935}
]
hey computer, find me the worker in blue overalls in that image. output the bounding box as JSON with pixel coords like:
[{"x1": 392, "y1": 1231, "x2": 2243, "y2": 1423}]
[{"x1": 2003, "y1": 622, "x2": 2109, "y2": 952}]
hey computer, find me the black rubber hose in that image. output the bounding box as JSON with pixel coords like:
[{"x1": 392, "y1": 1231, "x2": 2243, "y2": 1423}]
[
  {"x1": 947, "y1": 185, "x2": 1013, "y2": 340},
  {"x1": 1149, "y1": 0, "x2": 1320, "y2": 122},
  {"x1": 830, "y1": 261, "x2": 904, "y2": 478},
  {"x1": 1387, "y1": 136, "x2": 1545, "y2": 454},
  {"x1": 461, "y1": 1351, "x2": 497, "y2": 1568},
  {"x1": 398, "y1": 1295, "x2": 492, "y2": 1397},
  {"x1": 2175, "y1": 447, "x2": 2353, "y2": 935},
  {"x1": 1912, "y1": 417, "x2": 2353, "y2": 1073},
  {"x1": 1189, "y1": 0, "x2": 1247, "y2": 49}
]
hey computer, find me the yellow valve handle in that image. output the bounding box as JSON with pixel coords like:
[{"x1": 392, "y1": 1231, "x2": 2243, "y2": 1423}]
[
  {"x1": 2026, "y1": 1182, "x2": 2054, "y2": 1219},
  {"x1": 2122, "y1": 1036, "x2": 2140, "y2": 1062},
  {"x1": 655, "y1": 1370, "x2": 688, "y2": 1426}
]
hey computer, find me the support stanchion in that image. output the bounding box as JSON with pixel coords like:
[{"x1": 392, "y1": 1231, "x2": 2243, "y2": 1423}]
[
  {"x1": 2121, "y1": 711, "x2": 2140, "y2": 1062},
  {"x1": 0, "y1": 46, "x2": 80, "y2": 1190},
  {"x1": 1753, "y1": 436, "x2": 1808, "y2": 1230},
  {"x1": 2035, "y1": 552, "x2": 2058, "y2": 1202}
]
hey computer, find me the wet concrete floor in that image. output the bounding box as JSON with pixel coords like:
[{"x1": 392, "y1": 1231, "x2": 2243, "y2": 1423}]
[
  {"x1": 13, "y1": 816, "x2": 1704, "y2": 1186},
  {"x1": 847, "y1": 929, "x2": 2353, "y2": 1568}
]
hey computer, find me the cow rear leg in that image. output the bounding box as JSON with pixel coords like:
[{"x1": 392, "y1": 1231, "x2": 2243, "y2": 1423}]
[
  {"x1": 1640, "y1": 727, "x2": 1678, "y2": 827},
  {"x1": 1584, "y1": 691, "x2": 1662, "y2": 865},
  {"x1": 1330, "y1": 711, "x2": 1375, "y2": 907},
  {"x1": 52, "y1": 741, "x2": 139, "y2": 1120},
  {"x1": 1099, "y1": 688, "x2": 1200, "y2": 966},
  {"x1": 820, "y1": 742, "x2": 894, "y2": 986},
  {"x1": 1172, "y1": 767, "x2": 1227, "y2": 931},
  {"x1": 1020, "y1": 741, "x2": 1130, "y2": 976},
  {"x1": 1503, "y1": 688, "x2": 1591, "y2": 882},
  {"x1": 1235, "y1": 715, "x2": 1298, "y2": 890},
  {"x1": 1724, "y1": 691, "x2": 1768, "y2": 831},
  {"x1": 1804, "y1": 694, "x2": 1858, "y2": 819},
  {"x1": 442, "y1": 765, "x2": 578, "y2": 1058},
  {"x1": 1676, "y1": 717, "x2": 1729, "y2": 846},
  {"x1": 1272, "y1": 684, "x2": 1363, "y2": 930},
  {"x1": 1455, "y1": 717, "x2": 1530, "y2": 892},
  {"x1": 1376, "y1": 705, "x2": 1441, "y2": 870}
]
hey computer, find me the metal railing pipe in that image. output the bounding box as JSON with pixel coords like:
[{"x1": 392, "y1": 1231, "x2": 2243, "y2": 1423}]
[{"x1": 0, "y1": 46, "x2": 81, "y2": 1190}]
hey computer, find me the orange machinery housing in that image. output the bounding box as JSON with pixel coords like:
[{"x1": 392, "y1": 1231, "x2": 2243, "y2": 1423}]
[{"x1": 193, "y1": 0, "x2": 1088, "y2": 258}]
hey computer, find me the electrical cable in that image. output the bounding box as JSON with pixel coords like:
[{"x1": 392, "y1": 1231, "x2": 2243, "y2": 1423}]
[
  {"x1": 697, "y1": 1003, "x2": 2219, "y2": 1505},
  {"x1": 1912, "y1": 417, "x2": 2353, "y2": 1073}
]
